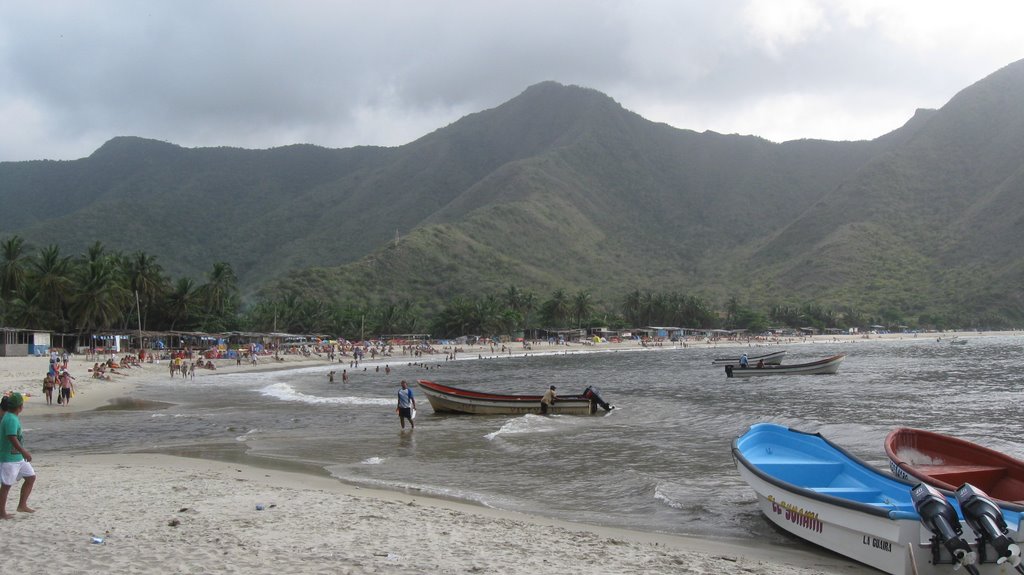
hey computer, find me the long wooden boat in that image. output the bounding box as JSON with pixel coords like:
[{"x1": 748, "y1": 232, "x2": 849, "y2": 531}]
[
  {"x1": 711, "y1": 350, "x2": 787, "y2": 367},
  {"x1": 416, "y1": 380, "x2": 613, "y2": 415},
  {"x1": 886, "y1": 428, "x2": 1024, "y2": 505},
  {"x1": 733, "y1": 422, "x2": 1024, "y2": 575},
  {"x1": 724, "y1": 354, "x2": 845, "y2": 377}
]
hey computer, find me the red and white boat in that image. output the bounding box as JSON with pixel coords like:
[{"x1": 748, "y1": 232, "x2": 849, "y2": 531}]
[{"x1": 416, "y1": 380, "x2": 613, "y2": 415}]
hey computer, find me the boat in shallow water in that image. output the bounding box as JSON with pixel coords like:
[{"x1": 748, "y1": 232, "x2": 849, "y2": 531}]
[
  {"x1": 724, "y1": 354, "x2": 845, "y2": 377},
  {"x1": 416, "y1": 380, "x2": 613, "y2": 415},
  {"x1": 886, "y1": 428, "x2": 1024, "y2": 506},
  {"x1": 711, "y1": 350, "x2": 787, "y2": 367},
  {"x1": 733, "y1": 422, "x2": 1024, "y2": 575}
]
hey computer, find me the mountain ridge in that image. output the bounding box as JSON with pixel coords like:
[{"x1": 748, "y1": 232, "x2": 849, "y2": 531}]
[{"x1": 3, "y1": 62, "x2": 1024, "y2": 325}]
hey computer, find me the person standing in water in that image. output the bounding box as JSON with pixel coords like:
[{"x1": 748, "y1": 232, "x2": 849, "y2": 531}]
[
  {"x1": 396, "y1": 380, "x2": 416, "y2": 430},
  {"x1": 540, "y1": 385, "x2": 557, "y2": 414}
]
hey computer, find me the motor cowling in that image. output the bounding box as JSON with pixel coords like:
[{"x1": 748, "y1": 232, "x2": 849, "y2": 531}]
[
  {"x1": 911, "y1": 482, "x2": 979, "y2": 573},
  {"x1": 956, "y1": 483, "x2": 1024, "y2": 572},
  {"x1": 583, "y1": 386, "x2": 613, "y2": 412}
]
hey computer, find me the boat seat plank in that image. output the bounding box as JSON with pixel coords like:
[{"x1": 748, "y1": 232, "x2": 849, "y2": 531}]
[
  {"x1": 920, "y1": 464, "x2": 1005, "y2": 474},
  {"x1": 990, "y1": 476, "x2": 1024, "y2": 503},
  {"x1": 811, "y1": 486, "x2": 878, "y2": 493},
  {"x1": 811, "y1": 487, "x2": 884, "y2": 503},
  {"x1": 753, "y1": 461, "x2": 844, "y2": 485},
  {"x1": 918, "y1": 464, "x2": 1006, "y2": 489}
]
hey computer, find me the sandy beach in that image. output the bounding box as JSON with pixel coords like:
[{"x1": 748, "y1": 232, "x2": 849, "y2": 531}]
[{"x1": 1, "y1": 333, "x2": 1006, "y2": 574}]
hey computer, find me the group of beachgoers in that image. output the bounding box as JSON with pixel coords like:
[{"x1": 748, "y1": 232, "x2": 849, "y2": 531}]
[
  {"x1": 40, "y1": 350, "x2": 149, "y2": 405},
  {"x1": 169, "y1": 356, "x2": 217, "y2": 379},
  {"x1": 41, "y1": 351, "x2": 77, "y2": 407}
]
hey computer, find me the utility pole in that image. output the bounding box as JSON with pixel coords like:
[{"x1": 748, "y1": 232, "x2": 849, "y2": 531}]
[{"x1": 135, "y1": 290, "x2": 144, "y2": 352}]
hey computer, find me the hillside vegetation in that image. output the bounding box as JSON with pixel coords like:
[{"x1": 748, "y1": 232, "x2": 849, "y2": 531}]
[{"x1": 3, "y1": 59, "x2": 1024, "y2": 329}]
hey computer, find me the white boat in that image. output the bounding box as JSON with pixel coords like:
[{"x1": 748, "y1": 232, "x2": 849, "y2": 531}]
[
  {"x1": 711, "y1": 350, "x2": 787, "y2": 367},
  {"x1": 734, "y1": 422, "x2": 1024, "y2": 575},
  {"x1": 724, "y1": 354, "x2": 845, "y2": 377}
]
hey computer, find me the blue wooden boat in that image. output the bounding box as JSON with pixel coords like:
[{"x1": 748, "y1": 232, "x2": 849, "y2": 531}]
[{"x1": 733, "y1": 422, "x2": 1024, "y2": 575}]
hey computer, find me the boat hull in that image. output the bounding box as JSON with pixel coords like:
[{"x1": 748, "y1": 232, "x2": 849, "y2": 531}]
[
  {"x1": 416, "y1": 380, "x2": 603, "y2": 415},
  {"x1": 725, "y1": 354, "x2": 845, "y2": 377},
  {"x1": 735, "y1": 459, "x2": 925, "y2": 575},
  {"x1": 711, "y1": 350, "x2": 787, "y2": 367},
  {"x1": 733, "y1": 423, "x2": 1024, "y2": 575},
  {"x1": 886, "y1": 427, "x2": 1024, "y2": 505}
]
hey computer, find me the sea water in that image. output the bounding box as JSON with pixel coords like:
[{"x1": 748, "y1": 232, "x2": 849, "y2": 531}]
[{"x1": 25, "y1": 335, "x2": 1024, "y2": 547}]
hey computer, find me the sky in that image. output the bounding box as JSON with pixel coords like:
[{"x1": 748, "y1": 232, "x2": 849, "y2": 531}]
[{"x1": 1, "y1": 0, "x2": 1022, "y2": 162}]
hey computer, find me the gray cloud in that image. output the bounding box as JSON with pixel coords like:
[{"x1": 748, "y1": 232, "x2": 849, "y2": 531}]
[{"x1": 1, "y1": 0, "x2": 1021, "y2": 161}]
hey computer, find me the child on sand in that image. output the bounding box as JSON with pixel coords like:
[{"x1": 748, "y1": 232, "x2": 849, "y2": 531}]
[{"x1": 1, "y1": 392, "x2": 36, "y2": 519}]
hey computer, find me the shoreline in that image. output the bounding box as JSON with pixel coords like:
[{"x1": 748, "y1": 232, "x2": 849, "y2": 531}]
[
  {"x1": 1, "y1": 331, "x2": 1016, "y2": 573},
  {"x1": 6, "y1": 453, "x2": 875, "y2": 574},
  {"x1": 4, "y1": 330, "x2": 1014, "y2": 412}
]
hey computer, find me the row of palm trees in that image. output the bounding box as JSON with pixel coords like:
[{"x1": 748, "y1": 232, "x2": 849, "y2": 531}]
[
  {"x1": 8, "y1": 234, "x2": 926, "y2": 341},
  {"x1": 1, "y1": 235, "x2": 724, "y2": 340},
  {"x1": 246, "y1": 286, "x2": 721, "y2": 340},
  {"x1": 0, "y1": 236, "x2": 240, "y2": 335}
]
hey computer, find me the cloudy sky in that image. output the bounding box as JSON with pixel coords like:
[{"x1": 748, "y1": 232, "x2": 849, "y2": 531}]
[{"x1": 1, "y1": 0, "x2": 1021, "y2": 161}]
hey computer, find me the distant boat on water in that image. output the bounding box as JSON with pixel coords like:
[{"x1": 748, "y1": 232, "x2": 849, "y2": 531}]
[
  {"x1": 724, "y1": 354, "x2": 845, "y2": 377},
  {"x1": 711, "y1": 350, "x2": 786, "y2": 367}
]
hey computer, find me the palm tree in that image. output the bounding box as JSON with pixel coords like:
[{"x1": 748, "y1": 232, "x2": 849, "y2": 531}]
[
  {"x1": 683, "y1": 295, "x2": 715, "y2": 328},
  {"x1": 166, "y1": 277, "x2": 196, "y2": 331},
  {"x1": 542, "y1": 289, "x2": 571, "y2": 328},
  {"x1": 374, "y1": 300, "x2": 420, "y2": 335},
  {"x1": 0, "y1": 235, "x2": 29, "y2": 302},
  {"x1": 7, "y1": 290, "x2": 49, "y2": 329},
  {"x1": 85, "y1": 240, "x2": 106, "y2": 264},
  {"x1": 433, "y1": 297, "x2": 475, "y2": 339},
  {"x1": 30, "y1": 244, "x2": 73, "y2": 329},
  {"x1": 126, "y1": 251, "x2": 167, "y2": 330},
  {"x1": 572, "y1": 290, "x2": 592, "y2": 329},
  {"x1": 472, "y1": 295, "x2": 506, "y2": 336},
  {"x1": 330, "y1": 304, "x2": 368, "y2": 340},
  {"x1": 198, "y1": 262, "x2": 239, "y2": 331},
  {"x1": 725, "y1": 295, "x2": 742, "y2": 329},
  {"x1": 621, "y1": 289, "x2": 643, "y2": 327},
  {"x1": 68, "y1": 256, "x2": 129, "y2": 334},
  {"x1": 522, "y1": 290, "x2": 538, "y2": 335},
  {"x1": 508, "y1": 289, "x2": 538, "y2": 338}
]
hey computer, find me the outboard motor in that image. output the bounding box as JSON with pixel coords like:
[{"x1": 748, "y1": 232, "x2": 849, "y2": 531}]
[
  {"x1": 956, "y1": 483, "x2": 1024, "y2": 573},
  {"x1": 911, "y1": 482, "x2": 980, "y2": 574},
  {"x1": 725, "y1": 365, "x2": 734, "y2": 378},
  {"x1": 582, "y1": 386, "x2": 613, "y2": 412}
]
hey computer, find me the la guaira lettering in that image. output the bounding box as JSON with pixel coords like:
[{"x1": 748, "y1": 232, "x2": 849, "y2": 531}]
[
  {"x1": 862, "y1": 535, "x2": 893, "y2": 553},
  {"x1": 766, "y1": 495, "x2": 824, "y2": 534}
]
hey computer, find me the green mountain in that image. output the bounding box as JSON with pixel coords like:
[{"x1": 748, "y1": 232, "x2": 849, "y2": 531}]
[
  {"x1": 3, "y1": 59, "x2": 1024, "y2": 325},
  {"x1": 749, "y1": 59, "x2": 1024, "y2": 323}
]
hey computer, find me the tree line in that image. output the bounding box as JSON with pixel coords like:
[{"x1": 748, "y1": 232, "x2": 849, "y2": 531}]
[{"x1": 1, "y1": 235, "x2": 956, "y2": 341}]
